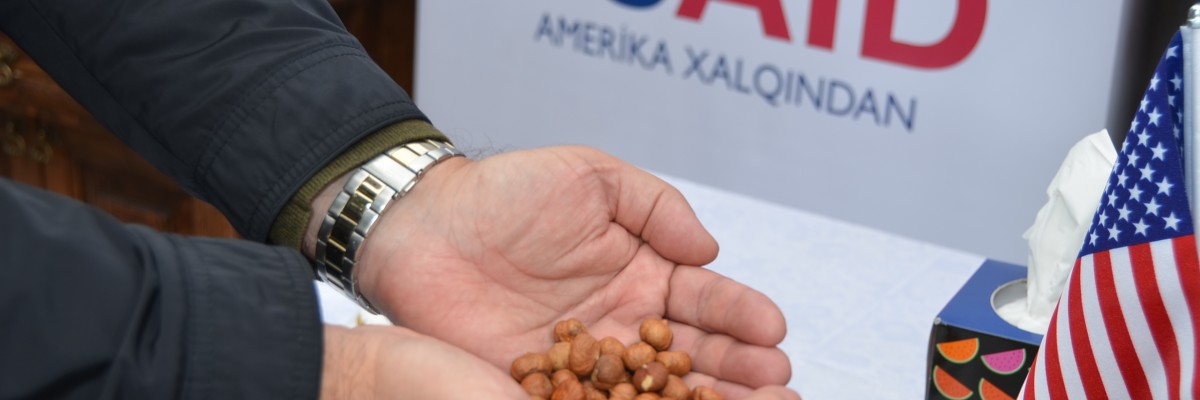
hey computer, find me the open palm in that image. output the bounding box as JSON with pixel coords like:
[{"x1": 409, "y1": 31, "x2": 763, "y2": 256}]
[{"x1": 355, "y1": 146, "x2": 792, "y2": 396}]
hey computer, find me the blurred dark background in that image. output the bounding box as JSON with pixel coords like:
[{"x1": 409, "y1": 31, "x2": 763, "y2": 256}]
[{"x1": 1108, "y1": 0, "x2": 1196, "y2": 148}]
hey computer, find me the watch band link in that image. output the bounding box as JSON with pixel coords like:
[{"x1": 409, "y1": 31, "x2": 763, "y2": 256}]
[{"x1": 315, "y1": 139, "x2": 463, "y2": 313}]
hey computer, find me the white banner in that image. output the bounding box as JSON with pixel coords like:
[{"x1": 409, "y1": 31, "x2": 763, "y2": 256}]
[{"x1": 415, "y1": 0, "x2": 1124, "y2": 263}]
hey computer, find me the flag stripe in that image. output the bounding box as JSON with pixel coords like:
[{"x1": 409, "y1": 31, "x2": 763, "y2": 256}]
[
  {"x1": 1095, "y1": 249, "x2": 1155, "y2": 398},
  {"x1": 1170, "y1": 236, "x2": 1200, "y2": 396},
  {"x1": 1044, "y1": 297, "x2": 1069, "y2": 399},
  {"x1": 1081, "y1": 255, "x2": 1131, "y2": 398},
  {"x1": 1151, "y1": 238, "x2": 1197, "y2": 398},
  {"x1": 1130, "y1": 242, "x2": 1182, "y2": 400},
  {"x1": 1112, "y1": 246, "x2": 1171, "y2": 397},
  {"x1": 1055, "y1": 276, "x2": 1089, "y2": 398},
  {"x1": 1026, "y1": 358, "x2": 1038, "y2": 400},
  {"x1": 1069, "y1": 256, "x2": 1108, "y2": 398}
]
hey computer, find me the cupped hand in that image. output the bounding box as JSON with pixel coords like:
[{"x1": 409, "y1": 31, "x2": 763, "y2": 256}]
[
  {"x1": 354, "y1": 146, "x2": 793, "y2": 396},
  {"x1": 321, "y1": 324, "x2": 526, "y2": 399}
]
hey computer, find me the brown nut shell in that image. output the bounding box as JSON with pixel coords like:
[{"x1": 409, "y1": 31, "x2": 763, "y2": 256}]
[
  {"x1": 609, "y1": 383, "x2": 638, "y2": 400},
  {"x1": 598, "y1": 336, "x2": 626, "y2": 358},
  {"x1": 591, "y1": 354, "x2": 627, "y2": 390},
  {"x1": 632, "y1": 362, "x2": 669, "y2": 393},
  {"x1": 639, "y1": 320, "x2": 673, "y2": 351},
  {"x1": 661, "y1": 375, "x2": 689, "y2": 399},
  {"x1": 689, "y1": 386, "x2": 724, "y2": 400},
  {"x1": 552, "y1": 369, "x2": 578, "y2": 387},
  {"x1": 555, "y1": 319, "x2": 588, "y2": 343},
  {"x1": 569, "y1": 333, "x2": 601, "y2": 376},
  {"x1": 622, "y1": 342, "x2": 657, "y2": 371},
  {"x1": 512, "y1": 352, "x2": 553, "y2": 381},
  {"x1": 655, "y1": 351, "x2": 692, "y2": 376},
  {"x1": 585, "y1": 385, "x2": 607, "y2": 400},
  {"x1": 549, "y1": 341, "x2": 571, "y2": 371},
  {"x1": 522, "y1": 373, "x2": 554, "y2": 398},
  {"x1": 552, "y1": 378, "x2": 586, "y2": 400},
  {"x1": 633, "y1": 393, "x2": 662, "y2": 400}
]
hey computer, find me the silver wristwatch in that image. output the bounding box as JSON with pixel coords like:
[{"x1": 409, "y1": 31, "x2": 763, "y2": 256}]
[{"x1": 314, "y1": 139, "x2": 463, "y2": 313}]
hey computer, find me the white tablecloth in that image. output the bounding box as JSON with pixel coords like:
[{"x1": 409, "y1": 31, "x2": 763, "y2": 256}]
[{"x1": 318, "y1": 173, "x2": 987, "y2": 399}]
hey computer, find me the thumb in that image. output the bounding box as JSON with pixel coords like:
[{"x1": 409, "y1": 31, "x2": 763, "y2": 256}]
[{"x1": 583, "y1": 147, "x2": 718, "y2": 266}]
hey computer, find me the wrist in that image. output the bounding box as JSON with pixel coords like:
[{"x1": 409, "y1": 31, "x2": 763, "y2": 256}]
[
  {"x1": 306, "y1": 141, "x2": 466, "y2": 313},
  {"x1": 352, "y1": 155, "x2": 470, "y2": 308}
]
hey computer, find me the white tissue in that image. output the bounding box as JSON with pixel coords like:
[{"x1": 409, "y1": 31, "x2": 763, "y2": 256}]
[{"x1": 1004, "y1": 130, "x2": 1116, "y2": 334}]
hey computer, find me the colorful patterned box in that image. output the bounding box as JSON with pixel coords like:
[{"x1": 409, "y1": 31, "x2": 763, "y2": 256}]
[{"x1": 927, "y1": 260, "x2": 1043, "y2": 400}]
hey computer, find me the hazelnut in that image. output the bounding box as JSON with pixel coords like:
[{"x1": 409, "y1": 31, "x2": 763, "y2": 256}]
[
  {"x1": 584, "y1": 384, "x2": 607, "y2": 400},
  {"x1": 521, "y1": 373, "x2": 554, "y2": 398},
  {"x1": 555, "y1": 319, "x2": 588, "y2": 343},
  {"x1": 549, "y1": 342, "x2": 571, "y2": 371},
  {"x1": 661, "y1": 375, "x2": 689, "y2": 399},
  {"x1": 632, "y1": 362, "x2": 669, "y2": 393},
  {"x1": 609, "y1": 383, "x2": 638, "y2": 400},
  {"x1": 689, "y1": 386, "x2": 723, "y2": 400},
  {"x1": 633, "y1": 393, "x2": 662, "y2": 400},
  {"x1": 592, "y1": 354, "x2": 627, "y2": 388},
  {"x1": 622, "y1": 342, "x2": 657, "y2": 371},
  {"x1": 552, "y1": 369, "x2": 578, "y2": 387},
  {"x1": 639, "y1": 320, "x2": 673, "y2": 351},
  {"x1": 655, "y1": 351, "x2": 692, "y2": 376},
  {"x1": 599, "y1": 337, "x2": 626, "y2": 358},
  {"x1": 512, "y1": 352, "x2": 553, "y2": 381},
  {"x1": 569, "y1": 333, "x2": 601, "y2": 376},
  {"x1": 552, "y1": 378, "x2": 586, "y2": 400}
]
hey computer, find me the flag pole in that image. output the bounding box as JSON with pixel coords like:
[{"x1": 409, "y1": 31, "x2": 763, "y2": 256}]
[{"x1": 1184, "y1": 4, "x2": 1200, "y2": 238}]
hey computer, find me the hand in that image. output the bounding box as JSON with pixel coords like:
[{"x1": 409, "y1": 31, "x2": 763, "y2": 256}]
[
  {"x1": 320, "y1": 324, "x2": 526, "y2": 399},
  {"x1": 348, "y1": 146, "x2": 793, "y2": 397}
]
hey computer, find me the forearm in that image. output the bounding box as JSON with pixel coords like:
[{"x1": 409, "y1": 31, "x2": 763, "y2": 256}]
[
  {"x1": 0, "y1": 0, "x2": 430, "y2": 242},
  {"x1": 0, "y1": 180, "x2": 323, "y2": 399}
]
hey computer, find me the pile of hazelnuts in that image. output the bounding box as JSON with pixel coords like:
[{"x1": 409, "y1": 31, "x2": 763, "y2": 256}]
[{"x1": 509, "y1": 318, "x2": 723, "y2": 400}]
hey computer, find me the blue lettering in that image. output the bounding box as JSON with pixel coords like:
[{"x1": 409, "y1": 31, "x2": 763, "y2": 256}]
[
  {"x1": 647, "y1": 42, "x2": 673, "y2": 74},
  {"x1": 853, "y1": 90, "x2": 880, "y2": 125},
  {"x1": 886, "y1": 95, "x2": 917, "y2": 132},
  {"x1": 534, "y1": 14, "x2": 556, "y2": 44},
  {"x1": 826, "y1": 80, "x2": 855, "y2": 116},
  {"x1": 683, "y1": 47, "x2": 708, "y2": 81},
  {"x1": 795, "y1": 75, "x2": 824, "y2": 109},
  {"x1": 754, "y1": 64, "x2": 783, "y2": 106}
]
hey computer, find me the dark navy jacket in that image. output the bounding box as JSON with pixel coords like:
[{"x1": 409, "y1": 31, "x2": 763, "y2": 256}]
[{"x1": 0, "y1": 0, "x2": 427, "y2": 397}]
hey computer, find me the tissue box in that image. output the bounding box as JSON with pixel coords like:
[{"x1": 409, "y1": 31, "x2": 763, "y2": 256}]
[{"x1": 926, "y1": 260, "x2": 1043, "y2": 400}]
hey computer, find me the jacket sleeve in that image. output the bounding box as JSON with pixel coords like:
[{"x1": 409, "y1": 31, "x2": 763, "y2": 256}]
[
  {"x1": 0, "y1": 0, "x2": 428, "y2": 241},
  {"x1": 0, "y1": 179, "x2": 323, "y2": 399}
]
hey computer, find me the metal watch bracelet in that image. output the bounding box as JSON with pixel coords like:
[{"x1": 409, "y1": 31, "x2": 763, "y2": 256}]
[{"x1": 314, "y1": 139, "x2": 463, "y2": 313}]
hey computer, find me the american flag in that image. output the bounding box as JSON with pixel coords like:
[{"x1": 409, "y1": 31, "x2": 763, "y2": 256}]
[{"x1": 1021, "y1": 32, "x2": 1200, "y2": 399}]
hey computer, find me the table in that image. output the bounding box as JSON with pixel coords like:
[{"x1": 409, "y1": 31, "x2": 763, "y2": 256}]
[{"x1": 318, "y1": 173, "x2": 988, "y2": 399}]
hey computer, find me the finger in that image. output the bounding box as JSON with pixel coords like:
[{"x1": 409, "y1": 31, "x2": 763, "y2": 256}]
[
  {"x1": 667, "y1": 266, "x2": 787, "y2": 347},
  {"x1": 670, "y1": 322, "x2": 792, "y2": 388},
  {"x1": 580, "y1": 147, "x2": 719, "y2": 266},
  {"x1": 742, "y1": 385, "x2": 803, "y2": 400},
  {"x1": 680, "y1": 371, "x2": 754, "y2": 398},
  {"x1": 681, "y1": 373, "x2": 800, "y2": 400}
]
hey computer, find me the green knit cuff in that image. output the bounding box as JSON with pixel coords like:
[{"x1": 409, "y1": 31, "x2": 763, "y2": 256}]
[{"x1": 268, "y1": 120, "x2": 449, "y2": 250}]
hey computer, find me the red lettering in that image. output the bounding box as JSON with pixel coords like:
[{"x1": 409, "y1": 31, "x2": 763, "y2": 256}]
[
  {"x1": 807, "y1": 0, "x2": 837, "y2": 50},
  {"x1": 861, "y1": 0, "x2": 987, "y2": 69},
  {"x1": 676, "y1": 0, "x2": 792, "y2": 41}
]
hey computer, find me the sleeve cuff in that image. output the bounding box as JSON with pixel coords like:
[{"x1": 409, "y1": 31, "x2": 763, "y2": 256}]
[{"x1": 268, "y1": 119, "x2": 449, "y2": 250}]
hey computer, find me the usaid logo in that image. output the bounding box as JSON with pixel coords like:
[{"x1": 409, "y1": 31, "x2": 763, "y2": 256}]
[{"x1": 609, "y1": 0, "x2": 987, "y2": 69}]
